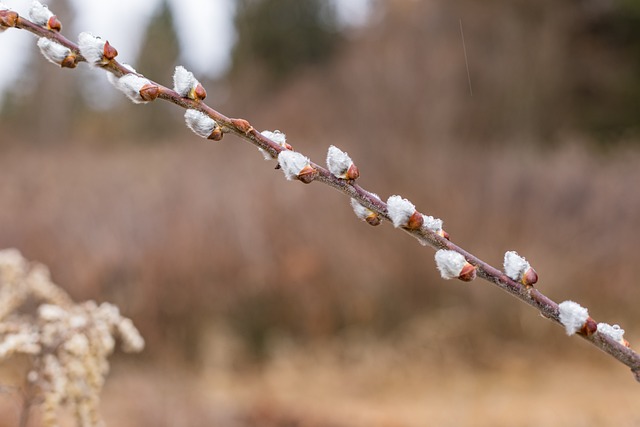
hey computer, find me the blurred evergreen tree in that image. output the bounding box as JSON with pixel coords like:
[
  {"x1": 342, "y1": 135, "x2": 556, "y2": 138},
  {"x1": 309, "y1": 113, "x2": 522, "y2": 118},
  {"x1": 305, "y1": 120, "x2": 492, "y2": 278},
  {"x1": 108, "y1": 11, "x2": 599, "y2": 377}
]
[
  {"x1": 130, "y1": 0, "x2": 182, "y2": 140},
  {"x1": 231, "y1": 0, "x2": 341, "y2": 89}
]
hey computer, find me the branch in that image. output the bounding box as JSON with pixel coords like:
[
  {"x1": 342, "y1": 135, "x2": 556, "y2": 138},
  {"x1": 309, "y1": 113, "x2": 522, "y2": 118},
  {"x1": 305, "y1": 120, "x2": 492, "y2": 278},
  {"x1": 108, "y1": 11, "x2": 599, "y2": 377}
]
[{"x1": 3, "y1": 3, "x2": 639, "y2": 383}]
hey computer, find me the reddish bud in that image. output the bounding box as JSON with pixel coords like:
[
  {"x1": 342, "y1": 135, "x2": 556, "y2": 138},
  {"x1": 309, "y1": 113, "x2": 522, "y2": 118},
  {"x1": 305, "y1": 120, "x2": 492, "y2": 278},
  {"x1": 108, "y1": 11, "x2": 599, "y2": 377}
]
[
  {"x1": 581, "y1": 317, "x2": 597, "y2": 337},
  {"x1": 208, "y1": 127, "x2": 224, "y2": 141},
  {"x1": 139, "y1": 83, "x2": 159, "y2": 102},
  {"x1": 521, "y1": 267, "x2": 538, "y2": 287},
  {"x1": 61, "y1": 53, "x2": 77, "y2": 69},
  {"x1": 458, "y1": 263, "x2": 477, "y2": 282},
  {"x1": 47, "y1": 15, "x2": 61, "y2": 31},
  {"x1": 438, "y1": 229, "x2": 450, "y2": 240},
  {"x1": 232, "y1": 118, "x2": 253, "y2": 135},
  {"x1": 365, "y1": 213, "x2": 381, "y2": 226},
  {"x1": 0, "y1": 10, "x2": 19, "y2": 28},
  {"x1": 406, "y1": 211, "x2": 424, "y2": 230},
  {"x1": 193, "y1": 83, "x2": 207, "y2": 100},
  {"x1": 297, "y1": 165, "x2": 317, "y2": 184},
  {"x1": 103, "y1": 41, "x2": 118, "y2": 61},
  {"x1": 346, "y1": 164, "x2": 360, "y2": 180},
  {"x1": 284, "y1": 142, "x2": 293, "y2": 150}
]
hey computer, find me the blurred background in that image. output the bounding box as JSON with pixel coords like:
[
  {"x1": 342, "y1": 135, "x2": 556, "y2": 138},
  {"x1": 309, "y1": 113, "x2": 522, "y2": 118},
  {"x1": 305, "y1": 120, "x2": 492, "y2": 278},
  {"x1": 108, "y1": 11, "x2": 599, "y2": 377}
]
[{"x1": 2, "y1": 0, "x2": 640, "y2": 425}]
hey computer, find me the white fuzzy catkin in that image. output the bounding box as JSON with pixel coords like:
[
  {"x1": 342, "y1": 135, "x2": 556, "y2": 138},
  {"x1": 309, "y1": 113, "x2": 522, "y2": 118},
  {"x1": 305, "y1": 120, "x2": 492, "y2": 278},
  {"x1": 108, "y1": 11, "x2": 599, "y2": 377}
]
[
  {"x1": 422, "y1": 214, "x2": 443, "y2": 233},
  {"x1": 597, "y1": 323, "x2": 626, "y2": 344},
  {"x1": 259, "y1": 130, "x2": 287, "y2": 160},
  {"x1": 78, "y1": 32, "x2": 107, "y2": 65},
  {"x1": 106, "y1": 63, "x2": 135, "y2": 88},
  {"x1": 350, "y1": 198, "x2": 373, "y2": 221},
  {"x1": 386, "y1": 195, "x2": 415, "y2": 228},
  {"x1": 36, "y1": 38, "x2": 70, "y2": 66},
  {"x1": 173, "y1": 65, "x2": 200, "y2": 99},
  {"x1": 117, "y1": 74, "x2": 152, "y2": 104},
  {"x1": 558, "y1": 300, "x2": 589, "y2": 336},
  {"x1": 29, "y1": 1, "x2": 53, "y2": 26},
  {"x1": 434, "y1": 249, "x2": 467, "y2": 280},
  {"x1": 326, "y1": 145, "x2": 354, "y2": 178},
  {"x1": 503, "y1": 251, "x2": 530, "y2": 281},
  {"x1": 0, "y1": 3, "x2": 10, "y2": 10},
  {"x1": 184, "y1": 109, "x2": 217, "y2": 139},
  {"x1": 278, "y1": 150, "x2": 310, "y2": 180}
]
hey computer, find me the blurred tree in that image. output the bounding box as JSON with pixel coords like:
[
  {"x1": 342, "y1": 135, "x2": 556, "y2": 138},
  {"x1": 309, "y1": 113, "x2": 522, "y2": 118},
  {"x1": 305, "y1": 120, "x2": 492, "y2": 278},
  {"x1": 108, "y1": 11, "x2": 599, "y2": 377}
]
[
  {"x1": 0, "y1": 0, "x2": 79, "y2": 145},
  {"x1": 129, "y1": 0, "x2": 182, "y2": 140},
  {"x1": 571, "y1": 0, "x2": 640, "y2": 143},
  {"x1": 231, "y1": 0, "x2": 342, "y2": 90}
]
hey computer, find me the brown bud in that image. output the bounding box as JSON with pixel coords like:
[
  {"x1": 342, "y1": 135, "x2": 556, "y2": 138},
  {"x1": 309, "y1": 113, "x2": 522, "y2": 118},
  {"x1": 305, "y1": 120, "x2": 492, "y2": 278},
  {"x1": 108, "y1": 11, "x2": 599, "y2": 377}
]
[
  {"x1": 47, "y1": 15, "x2": 62, "y2": 31},
  {"x1": 103, "y1": 41, "x2": 118, "y2": 61},
  {"x1": 581, "y1": 317, "x2": 597, "y2": 337},
  {"x1": 0, "y1": 10, "x2": 19, "y2": 28},
  {"x1": 345, "y1": 163, "x2": 360, "y2": 180},
  {"x1": 521, "y1": 267, "x2": 538, "y2": 287},
  {"x1": 297, "y1": 165, "x2": 317, "y2": 184},
  {"x1": 231, "y1": 118, "x2": 253, "y2": 135},
  {"x1": 192, "y1": 83, "x2": 207, "y2": 100},
  {"x1": 438, "y1": 229, "x2": 450, "y2": 240},
  {"x1": 623, "y1": 339, "x2": 631, "y2": 348},
  {"x1": 208, "y1": 127, "x2": 224, "y2": 141},
  {"x1": 139, "y1": 83, "x2": 160, "y2": 102},
  {"x1": 61, "y1": 54, "x2": 77, "y2": 69},
  {"x1": 365, "y1": 213, "x2": 381, "y2": 226},
  {"x1": 284, "y1": 142, "x2": 293, "y2": 150},
  {"x1": 406, "y1": 211, "x2": 423, "y2": 230},
  {"x1": 458, "y1": 263, "x2": 477, "y2": 282}
]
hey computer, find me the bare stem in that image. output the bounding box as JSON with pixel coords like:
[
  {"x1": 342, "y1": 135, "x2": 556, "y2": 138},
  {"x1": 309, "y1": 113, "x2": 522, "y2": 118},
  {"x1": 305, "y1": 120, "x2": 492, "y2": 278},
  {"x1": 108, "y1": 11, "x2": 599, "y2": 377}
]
[{"x1": 7, "y1": 11, "x2": 640, "y2": 382}]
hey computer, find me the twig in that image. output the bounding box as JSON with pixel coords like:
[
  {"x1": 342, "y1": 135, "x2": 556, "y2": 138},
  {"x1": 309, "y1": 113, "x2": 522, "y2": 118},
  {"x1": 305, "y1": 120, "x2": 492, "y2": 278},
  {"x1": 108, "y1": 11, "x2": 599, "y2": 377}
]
[{"x1": 3, "y1": 6, "x2": 640, "y2": 382}]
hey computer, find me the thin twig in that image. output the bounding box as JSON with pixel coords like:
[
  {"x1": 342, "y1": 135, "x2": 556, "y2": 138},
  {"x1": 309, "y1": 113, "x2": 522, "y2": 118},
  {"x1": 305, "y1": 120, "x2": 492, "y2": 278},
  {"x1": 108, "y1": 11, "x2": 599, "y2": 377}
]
[{"x1": 6, "y1": 10, "x2": 640, "y2": 382}]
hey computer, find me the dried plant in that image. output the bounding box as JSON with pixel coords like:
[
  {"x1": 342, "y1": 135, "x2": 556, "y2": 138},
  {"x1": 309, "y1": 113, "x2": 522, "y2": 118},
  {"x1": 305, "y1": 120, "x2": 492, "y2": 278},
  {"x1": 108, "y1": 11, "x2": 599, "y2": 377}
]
[
  {"x1": 0, "y1": 248, "x2": 144, "y2": 427},
  {"x1": 1, "y1": 1, "x2": 639, "y2": 385}
]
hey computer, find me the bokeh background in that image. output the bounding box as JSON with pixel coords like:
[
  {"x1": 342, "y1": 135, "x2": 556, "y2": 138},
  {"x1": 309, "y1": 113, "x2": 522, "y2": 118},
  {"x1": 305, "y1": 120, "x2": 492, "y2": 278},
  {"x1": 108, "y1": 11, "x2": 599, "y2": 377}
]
[{"x1": 2, "y1": 0, "x2": 640, "y2": 425}]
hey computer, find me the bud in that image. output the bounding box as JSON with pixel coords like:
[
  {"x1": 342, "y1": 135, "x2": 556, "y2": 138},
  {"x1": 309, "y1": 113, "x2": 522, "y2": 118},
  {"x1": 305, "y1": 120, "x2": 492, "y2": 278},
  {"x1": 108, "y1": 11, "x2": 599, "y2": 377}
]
[
  {"x1": 597, "y1": 322, "x2": 628, "y2": 346},
  {"x1": 231, "y1": 118, "x2": 252, "y2": 134},
  {"x1": 327, "y1": 145, "x2": 359, "y2": 180},
  {"x1": 558, "y1": 301, "x2": 589, "y2": 336},
  {"x1": 29, "y1": 1, "x2": 61, "y2": 31},
  {"x1": 259, "y1": 130, "x2": 291, "y2": 160},
  {"x1": 434, "y1": 249, "x2": 476, "y2": 282},
  {"x1": 350, "y1": 198, "x2": 381, "y2": 226},
  {"x1": 503, "y1": 251, "x2": 538, "y2": 286},
  {"x1": 78, "y1": 32, "x2": 117, "y2": 65},
  {"x1": 184, "y1": 109, "x2": 220, "y2": 140},
  {"x1": 115, "y1": 74, "x2": 156, "y2": 104},
  {"x1": 278, "y1": 150, "x2": 316, "y2": 183},
  {"x1": 139, "y1": 83, "x2": 160, "y2": 102},
  {"x1": 173, "y1": 66, "x2": 206, "y2": 100},
  {"x1": 0, "y1": 9, "x2": 18, "y2": 29},
  {"x1": 386, "y1": 195, "x2": 419, "y2": 229},
  {"x1": 37, "y1": 37, "x2": 72, "y2": 67}
]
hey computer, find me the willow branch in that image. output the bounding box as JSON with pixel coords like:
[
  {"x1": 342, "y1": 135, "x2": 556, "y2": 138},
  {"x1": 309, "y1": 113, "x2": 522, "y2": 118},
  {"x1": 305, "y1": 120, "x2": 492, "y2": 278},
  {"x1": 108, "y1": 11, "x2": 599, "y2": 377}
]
[{"x1": 4, "y1": 7, "x2": 640, "y2": 382}]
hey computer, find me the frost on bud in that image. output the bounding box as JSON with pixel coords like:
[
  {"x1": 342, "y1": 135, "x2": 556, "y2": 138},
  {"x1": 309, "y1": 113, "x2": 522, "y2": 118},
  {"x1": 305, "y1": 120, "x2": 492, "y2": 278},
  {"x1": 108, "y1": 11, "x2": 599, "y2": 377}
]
[
  {"x1": 558, "y1": 301, "x2": 590, "y2": 336},
  {"x1": 173, "y1": 66, "x2": 206, "y2": 100},
  {"x1": 184, "y1": 109, "x2": 220, "y2": 140},
  {"x1": 327, "y1": 145, "x2": 359, "y2": 180},
  {"x1": 434, "y1": 249, "x2": 476, "y2": 282},
  {"x1": 386, "y1": 195, "x2": 422, "y2": 229},
  {"x1": 503, "y1": 251, "x2": 538, "y2": 286},
  {"x1": 278, "y1": 150, "x2": 316, "y2": 183},
  {"x1": 350, "y1": 198, "x2": 381, "y2": 226},
  {"x1": 29, "y1": 1, "x2": 61, "y2": 31},
  {"x1": 597, "y1": 323, "x2": 628, "y2": 346},
  {"x1": 259, "y1": 130, "x2": 291, "y2": 160},
  {"x1": 78, "y1": 32, "x2": 117, "y2": 65},
  {"x1": 37, "y1": 38, "x2": 75, "y2": 68}
]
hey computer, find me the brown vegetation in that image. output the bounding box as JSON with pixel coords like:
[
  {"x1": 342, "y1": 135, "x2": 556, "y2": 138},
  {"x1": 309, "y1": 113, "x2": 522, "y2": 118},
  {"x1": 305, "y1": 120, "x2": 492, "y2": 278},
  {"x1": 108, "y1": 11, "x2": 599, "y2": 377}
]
[{"x1": 2, "y1": 0, "x2": 640, "y2": 425}]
